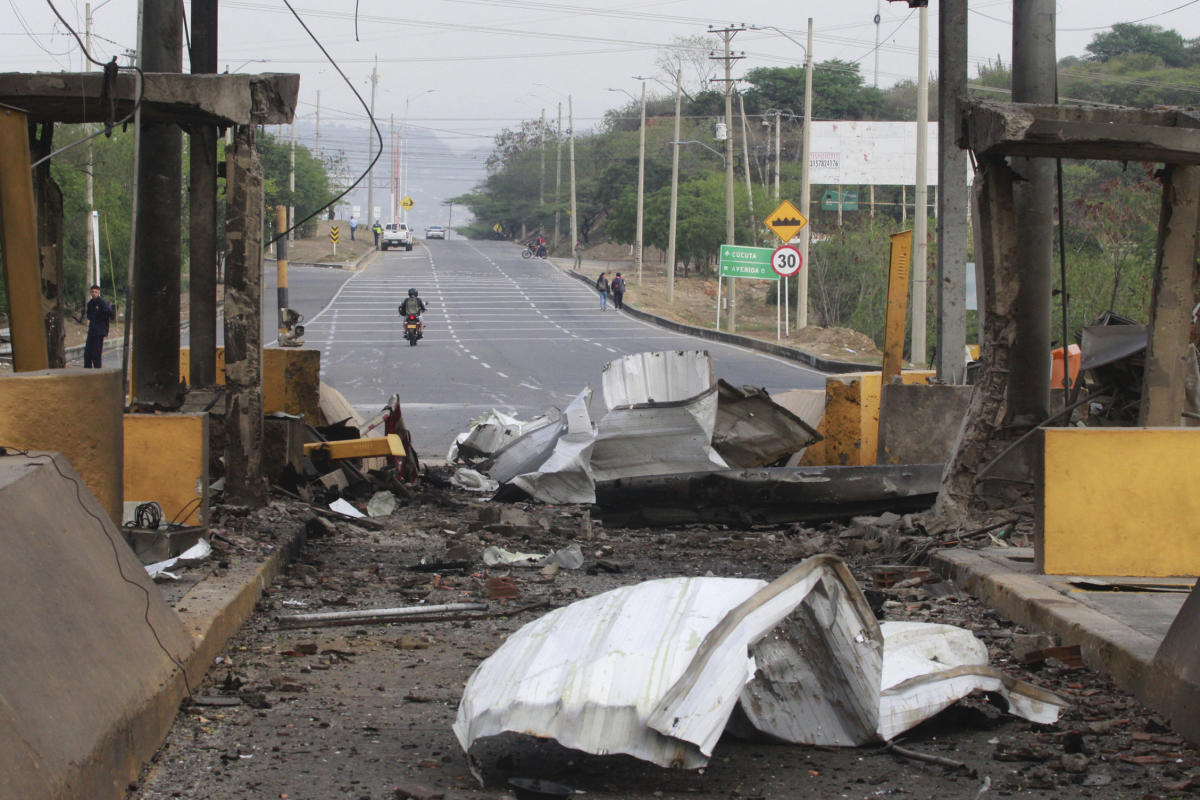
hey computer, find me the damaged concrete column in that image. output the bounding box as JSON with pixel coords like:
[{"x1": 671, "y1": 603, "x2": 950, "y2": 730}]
[
  {"x1": 938, "y1": 157, "x2": 1023, "y2": 519},
  {"x1": 29, "y1": 123, "x2": 66, "y2": 367},
  {"x1": 1139, "y1": 164, "x2": 1200, "y2": 426},
  {"x1": 132, "y1": 0, "x2": 183, "y2": 407},
  {"x1": 222, "y1": 125, "x2": 267, "y2": 506}
]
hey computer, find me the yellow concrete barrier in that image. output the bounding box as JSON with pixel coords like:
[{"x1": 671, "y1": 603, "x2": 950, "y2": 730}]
[
  {"x1": 0, "y1": 367, "x2": 124, "y2": 522},
  {"x1": 799, "y1": 370, "x2": 934, "y2": 467},
  {"x1": 123, "y1": 413, "x2": 209, "y2": 526},
  {"x1": 181, "y1": 346, "x2": 321, "y2": 424},
  {"x1": 1040, "y1": 428, "x2": 1200, "y2": 576}
]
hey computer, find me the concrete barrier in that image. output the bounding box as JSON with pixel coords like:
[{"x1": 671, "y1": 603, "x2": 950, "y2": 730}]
[
  {"x1": 0, "y1": 452, "x2": 191, "y2": 800},
  {"x1": 1039, "y1": 428, "x2": 1200, "y2": 576},
  {"x1": 124, "y1": 413, "x2": 209, "y2": 526},
  {"x1": 799, "y1": 371, "x2": 935, "y2": 467},
  {"x1": 877, "y1": 383, "x2": 973, "y2": 465},
  {"x1": 0, "y1": 367, "x2": 124, "y2": 523},
  {"x1": 180, "y1": 346, "x2": 322, "y2": 424}
]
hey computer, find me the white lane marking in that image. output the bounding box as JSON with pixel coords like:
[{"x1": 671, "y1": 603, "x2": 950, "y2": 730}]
[{"x1": 495, "y1": 371, "x2": 508, "y2": 378}]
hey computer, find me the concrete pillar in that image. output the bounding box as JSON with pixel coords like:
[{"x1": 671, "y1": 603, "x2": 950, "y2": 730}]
[
  {"x1": 188, "y1": 0, "x2": 219, "y2": 386},
  {"x1": 936, "y1": 0, "x2": 968, "y2": 384},
  {"x1": 223, "y1": 126, "x2": 267, "y2": 506},
  {"x1": 1007, "y1": 0, "x2": 1056, "y2": 424},
  {"x1": 132, "y1": 0, "x2": 183, "y2": 407}
]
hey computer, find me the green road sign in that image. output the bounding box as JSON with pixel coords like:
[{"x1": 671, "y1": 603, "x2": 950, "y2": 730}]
[{"x1": 719, "y1": 244, "x2": 778, "y2": 281}]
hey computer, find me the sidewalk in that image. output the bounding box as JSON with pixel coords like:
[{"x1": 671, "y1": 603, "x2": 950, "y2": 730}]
[{"x1": 932, "y1": 546, "x2": 1197, "y2": 741}]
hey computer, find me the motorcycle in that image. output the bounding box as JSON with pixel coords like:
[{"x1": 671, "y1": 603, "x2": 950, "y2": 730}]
[
  {"x1": 403, "y1": 314, "x2": 422, "y2": 346},
  {"x1": 521, "y1": 241, "x2": 547, "y2": 259}
]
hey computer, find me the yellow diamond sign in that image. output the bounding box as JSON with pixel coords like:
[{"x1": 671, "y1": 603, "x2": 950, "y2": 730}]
[
  {"x1": 400, "y1": 195, "x2": 415, "y2": 211},
  {"x1": 764, "y1": 200, "x2": 808, "y2": 244}
]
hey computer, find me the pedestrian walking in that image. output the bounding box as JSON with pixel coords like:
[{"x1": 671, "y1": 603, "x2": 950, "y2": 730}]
[
  {"x1": 372, "y1": 220, "x2": 382, "y2": 248},
  {"x1": 596, "y1": 272, "x2": 610, "y2": 311},
  {"x1": 611, "y1": 272, "x2": 626, "y2": 310},
  {"x1": 84, "y1": 284, "x2": 114, "y2": 368},
  {"x1": 349, "y1": 217, "x2": 358, "y2": 240},
  {"x1": 573, "y1": 240, "x2": 583, "y2": 270}
]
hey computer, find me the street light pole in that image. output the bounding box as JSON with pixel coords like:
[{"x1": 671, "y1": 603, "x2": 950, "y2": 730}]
[
  {"x1": 366, "y1": 56, "x2": 378, "y2": 225},
  {"x1": 798, "y1": 19, "x2": 813, "y2": 330},
  {"x1": 568, "y1": 95, "x2": 578, "y2": 258}
]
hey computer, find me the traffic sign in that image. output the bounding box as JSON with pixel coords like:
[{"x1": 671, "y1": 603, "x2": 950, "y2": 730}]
[
  {"x1": 400, "y1": 196, "x2": 414, "y2": 211},
  {"x1": 492, "y1": 223, "x2": 503, "y2": 233},
  {"x1": 771, "y1": 245, "x2": 802, "y2": 278},
  {"x1": 330, "y1": 226, "x2": 340, "y2": 243},
  {"x1": 764, "y1": 200, "x2": 808, "y2": 244},
  {"x1": 719, "y1": 244, "x2": 778, "y2": 281}
]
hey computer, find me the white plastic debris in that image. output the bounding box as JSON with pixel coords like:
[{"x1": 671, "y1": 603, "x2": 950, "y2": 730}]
[
  {"x1": 143, "y1": 539, "x2": 212, "y2": 581},
  {"x1": 328, "y1": 498, "x2": 365, "y2": 518},
  {"x1": 366, "y1": 490, "x2": 397, "y2": 518},
  {"x1": 450, "y1": 468, "x2": 500, "y2": 493}
]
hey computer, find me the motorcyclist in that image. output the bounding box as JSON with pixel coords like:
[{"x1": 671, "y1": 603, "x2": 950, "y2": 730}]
[{"x1": 398, "y1": 288, "x2": 427, "y2": 336}]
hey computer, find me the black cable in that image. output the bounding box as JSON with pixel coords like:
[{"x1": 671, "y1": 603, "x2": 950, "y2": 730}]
[
  {"x1": 269, "y1": 0, "x2": 383, "y2": 247},
  {"x1": 179, "y1": 0, "x2": 193, "y2": 68},
  {"x1": 0, "y1": 447, "x2": 193, "y2": 699},
  {"x1": 36, "y1": 0, "x2": 145, "y2": 168},
  {"x1": 170, "y1": 496, "x2": 203, "y2": 526}
]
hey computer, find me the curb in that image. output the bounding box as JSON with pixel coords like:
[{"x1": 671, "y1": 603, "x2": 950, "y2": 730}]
[
  {"x1": 557, "y1": 265, "x2": 876, "y2": 375},
  {"x1": 930, "y1": 548, "x2": 1159, "y2": 703}
]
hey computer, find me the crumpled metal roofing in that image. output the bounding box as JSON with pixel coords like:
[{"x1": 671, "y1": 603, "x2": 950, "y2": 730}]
[{"x1": 453, "y1": 555, "x2": 1066, "y2": 769}]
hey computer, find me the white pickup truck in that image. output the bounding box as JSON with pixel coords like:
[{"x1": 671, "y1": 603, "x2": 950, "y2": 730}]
[{"x1": 380, "y1": 223, "x2": 413, "y2": 251}]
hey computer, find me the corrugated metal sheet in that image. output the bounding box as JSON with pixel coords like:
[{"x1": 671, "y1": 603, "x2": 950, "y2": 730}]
[{"x1": 454, "y1": 556, "x2": 1066, "y2": 769}]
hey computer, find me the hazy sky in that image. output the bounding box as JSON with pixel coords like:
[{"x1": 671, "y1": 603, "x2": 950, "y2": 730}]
[{"x1": 6, "y1": 1, "x2": 1199, "y2": 180}]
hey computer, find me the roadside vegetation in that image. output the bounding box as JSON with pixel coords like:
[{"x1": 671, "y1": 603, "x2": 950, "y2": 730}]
[{"x1": 452, "y1": 24, "x2": 1200, "y2": 351}]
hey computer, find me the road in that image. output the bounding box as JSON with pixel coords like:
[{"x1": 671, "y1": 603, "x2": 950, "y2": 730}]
[{"x1": 284, "y1": 239, "x2": 826, "y2": 458}]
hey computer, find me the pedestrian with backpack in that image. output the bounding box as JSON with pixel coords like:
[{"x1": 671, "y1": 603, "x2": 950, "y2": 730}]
[
  {"x1": 596, "y1": 272, "x2": 610, "y2": 311},
  {"x1": 611, "y1": 272, "x2": 626, "y2": 310}
]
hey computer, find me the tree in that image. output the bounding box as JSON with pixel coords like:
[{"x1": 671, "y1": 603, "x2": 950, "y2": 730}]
[
  {"x1": 740, "y1": 61, "x2": 886, "y2": 120},
  {"x1": 257, "y1": 131, "x2": 335, "y2": 238},
  {"x1": 655, "y1": 35, "x2": 717, "y2": 95},
  {"x1": 1086, "y1": 23, "x2": 1191, "y2": 67}
]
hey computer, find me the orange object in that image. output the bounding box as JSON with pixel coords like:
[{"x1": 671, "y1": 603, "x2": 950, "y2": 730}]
[{"x1": 1051, "y1": 343, "x2": 1081, "y2": 389}]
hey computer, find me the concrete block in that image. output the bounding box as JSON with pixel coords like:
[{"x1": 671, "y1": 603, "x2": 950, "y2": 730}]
[
  {"x1": 877, "y1": 383, "x2": 973, "y2": 464},
  {"x1": 1150, "y1": 586, "x2": 1200, "y2": 746},
  {"x1": 264, "y1": 415, "x2": 306, "y2": 482},
  {"x1": 181, "y1": 346, "x2": 321, "y2": 424},
  {"x1": 0, "y1": 367, "x2": 124, "y2": 522},
  {"x1": 1039, "y1": 428, "x2": 1200, "y2": 576},
  {"x1": 798, "y1": 370, "x2": 934, "y2": 467},
  {"x1": 0, "y1": 453, "x2": 192, "y2": 800},
  {"x1": 124, "y1": 412, "x2": 209, "y2": 526}
]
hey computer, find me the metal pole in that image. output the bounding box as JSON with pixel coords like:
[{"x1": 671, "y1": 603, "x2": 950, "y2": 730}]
[
  {"x1": 798, "y1": 18, "x2": 813, "y2": 330},
  {"x1": 276, "y1": 205, "x2": 289, "y2": 341},
  {"x1": 667, "y1": 71, "x2": 681, "y2": 305},
  {"x1": 1009, "y1": 0, "x2": 1056, "y2": 423},
  {"x1": 288, "y1": 123, "x2": 295, "y2": 241},
  {"x1": 776, "y1": 109, "x2": 785, "y2": 332},
  {"x1": 85, "y1": 2, "x2": 96, "y2": 287},
  {"x1": 912, "y1": 5, "x2": 930, "y2": 367},
  {"x1": 724, "y1": 31, "x2": 736, "y2": 331},
  {"x1": 635, "y1": 80, "x2": 646, "y2": 284},
  {"x1": 936, "y1": 0, "x2": 968, "y2": 384},
  {"x1": 539, "y1": 107, "x2": 546, "y2": 210}
]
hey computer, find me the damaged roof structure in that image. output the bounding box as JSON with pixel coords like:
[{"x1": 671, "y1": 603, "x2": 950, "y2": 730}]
[{"x1": 454, "y1": 554, "x2": 1064, "y2": 769}]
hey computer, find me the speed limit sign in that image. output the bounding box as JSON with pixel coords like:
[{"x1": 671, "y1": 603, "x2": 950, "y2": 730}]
[{"x1": 771, "y1": 245, "x2": 803, "y2": 277}]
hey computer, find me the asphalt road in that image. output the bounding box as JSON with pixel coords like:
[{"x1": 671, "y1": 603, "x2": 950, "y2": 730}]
[{"x1": 284, "y1": 239, "x2": 827, "y2": 459}]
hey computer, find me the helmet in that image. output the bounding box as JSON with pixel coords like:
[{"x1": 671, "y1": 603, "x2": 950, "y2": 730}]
[{"x1": 408, "y1": 288, "x2": 418, "y2": 297}]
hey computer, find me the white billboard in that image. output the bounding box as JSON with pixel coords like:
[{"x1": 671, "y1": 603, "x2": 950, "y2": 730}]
[{"x1": 807, "y1": 121, "x2": 966, "y2": 186}]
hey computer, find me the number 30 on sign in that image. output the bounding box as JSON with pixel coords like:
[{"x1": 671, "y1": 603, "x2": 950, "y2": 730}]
[{"x1": 771, "y1": 245, "x2": 803, "y2": 277}]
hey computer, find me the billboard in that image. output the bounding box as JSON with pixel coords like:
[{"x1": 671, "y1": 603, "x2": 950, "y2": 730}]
[{"x1": 806, "y1": 121, "x2": 967, "y2": 186}]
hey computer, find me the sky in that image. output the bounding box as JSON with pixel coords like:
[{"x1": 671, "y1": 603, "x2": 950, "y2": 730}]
[{"x1": 5, "y1": 0, "x2": 1199, "y2": 223}]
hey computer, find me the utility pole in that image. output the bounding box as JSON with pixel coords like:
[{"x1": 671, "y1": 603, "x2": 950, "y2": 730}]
[
  {"x1": 739, "y1": 93, "x2": 755, "y2": 247},
  {"x1": 133, "y1": 0, "x2": 183, "y2": 407},
  {"x1": 315, "y1": 90, "x2": 321, "y2": 160},
  {"x1": 798, "y1": 18, "x2": 813, "y2": 330},
  {"x1": 710, "y1": 24, "x2": 744, "y2": 330},
  {"x1": 773, "y1": 110, "x2": 781, "y2": 201},
  {"x1": 667, "y1": 69, "x2": 682, "y2": 305},
  {"x1": 912, "y1": 6, "x2": 929, "y2": 367},
  {"x1": 288, "y1": 122, "x2": 295, "y2": 241},
  {"x1": 553, "y1": 102, "x2": 563, "y2": 250},
  {"x1": 635, "y1": 79, "x2": 646, "y2": 284},
  {"x1": 188, "y1": 0, "x2": 218, "y2": 386},
  {"x1": 1009, "y1": 0, "x2": 1056, "y2": 424},
  {"x1": 568, "y1": 95, "x2": 578, "y2": 257},
  {"x1": 539, "y1": 107, "x2": 546, "y2": 209},
  {"x1": 85, "y1": 2, "x2": 96, "y2": 287},
  {"x1": 366, "y1": 57, "x2": 378, "y2": 226},
  {"x1": 390, "y1": 114, "x2": 397, "y2": 223},
  {"x1": 936, "y1": 0, "x2": 968, "y2": 384}
]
